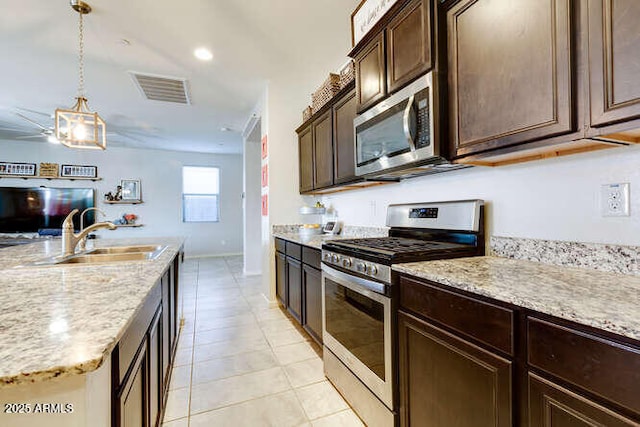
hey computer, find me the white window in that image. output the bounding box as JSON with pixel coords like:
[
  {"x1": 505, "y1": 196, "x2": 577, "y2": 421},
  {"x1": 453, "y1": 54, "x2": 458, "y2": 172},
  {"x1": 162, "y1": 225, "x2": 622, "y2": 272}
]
[{"x1": 182, "y1": 166, "x2": 220, "y2": 222}]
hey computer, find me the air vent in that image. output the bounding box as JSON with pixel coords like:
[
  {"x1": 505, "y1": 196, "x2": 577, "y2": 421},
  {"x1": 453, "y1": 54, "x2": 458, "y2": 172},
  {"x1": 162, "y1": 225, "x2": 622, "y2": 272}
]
[{"x1": 130, "y1": 72, "x2": 191, "y2": 104}]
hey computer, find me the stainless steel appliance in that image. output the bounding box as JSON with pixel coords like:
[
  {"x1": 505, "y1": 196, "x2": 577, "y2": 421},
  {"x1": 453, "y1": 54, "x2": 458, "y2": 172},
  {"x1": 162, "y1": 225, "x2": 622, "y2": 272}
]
[
  {"x1": 354, "y1": 73, "x2": 468, "y2": 180},
  {"x1": 321, "y1": 200, "x2": 485, "y2": 427}
]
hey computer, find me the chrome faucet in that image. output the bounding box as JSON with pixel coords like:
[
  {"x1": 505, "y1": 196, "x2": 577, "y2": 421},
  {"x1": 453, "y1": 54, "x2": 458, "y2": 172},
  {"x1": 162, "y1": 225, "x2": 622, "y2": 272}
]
[
  {"x1": 61, "y1": 208, "x2": 116, "y2": 257},
  {"x1": 78, "y1": 207, "x2": 107, "y2": 251}
]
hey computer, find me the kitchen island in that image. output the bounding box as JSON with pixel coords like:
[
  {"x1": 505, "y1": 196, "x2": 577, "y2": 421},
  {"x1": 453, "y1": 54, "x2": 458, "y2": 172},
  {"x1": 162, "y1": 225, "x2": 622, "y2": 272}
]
[{"x1": 0, "y1": 237, "x2": 184, "y2": 427}]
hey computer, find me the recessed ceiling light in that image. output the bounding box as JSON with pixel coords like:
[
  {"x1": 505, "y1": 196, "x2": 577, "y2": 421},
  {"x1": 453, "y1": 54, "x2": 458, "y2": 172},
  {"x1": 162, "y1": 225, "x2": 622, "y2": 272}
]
[
  {"x1": 194, "y1": 47, "x2": 213, "y2": 61},
  {"x1": 220, "y1": 127, "x2": 231, "y2": 132}
]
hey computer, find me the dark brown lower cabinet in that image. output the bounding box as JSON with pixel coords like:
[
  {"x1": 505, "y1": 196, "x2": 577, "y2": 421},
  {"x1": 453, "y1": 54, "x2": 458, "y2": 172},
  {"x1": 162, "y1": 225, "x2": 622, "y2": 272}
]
[
  {"x1": 114, "y1": 253, "x2": 182, "y2": 427},
  {"x1": 398, "y1": 273, "x2": 640, "y2": 426},
  {"x1": 275, "y1": 251, "x2": 287, "y2": 306},
  {"x1": 528, "y1": 373, "x2": 638, "y2": 427},
  {"x1": 398, "y1": 311, "x2": 512, "y2": 427},
  {"x1": 117, "y1": 337, "x2": 148, "y2": 427},
  {"x1": 302, "y1": 264, "x2": 322, "y2": 344},
  {"x1": 286, "y1": 257, "x2": 302, "y2": 322},
  {"x1": 274, "y1": 239, "x2": 323, "y2": 345}
]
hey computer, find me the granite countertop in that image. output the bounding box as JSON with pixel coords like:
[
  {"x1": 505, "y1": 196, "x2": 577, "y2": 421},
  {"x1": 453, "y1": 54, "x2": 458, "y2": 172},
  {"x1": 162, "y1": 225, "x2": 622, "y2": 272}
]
[
  {"x1": 0, "y1": 237, "x2": 184, "y2": 387},
  {"x1": 273, "y1": 225, "x2": 389, "y2": 249},
  {"x1": 273, "y1": 232, "x2": 352, "y2": 249},
  {"x1": 393, "y1": 256, "x2": 640, "y2": 342}
]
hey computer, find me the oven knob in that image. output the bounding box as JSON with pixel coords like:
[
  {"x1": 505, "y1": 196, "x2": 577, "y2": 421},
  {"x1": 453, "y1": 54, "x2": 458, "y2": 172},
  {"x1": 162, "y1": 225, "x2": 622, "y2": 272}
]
[
  {"x1": 332, "y1": 254, "x2": 339, "y2": 264},
  {"x1": 342, "y1": 258, "x2": 352, "y2": 268},
  {"x1": 356, "y1": 262, "x2": 366, "y2": 273},
  {"x1": 367, "y1": 264, "x2": 378, "y2": 276}
]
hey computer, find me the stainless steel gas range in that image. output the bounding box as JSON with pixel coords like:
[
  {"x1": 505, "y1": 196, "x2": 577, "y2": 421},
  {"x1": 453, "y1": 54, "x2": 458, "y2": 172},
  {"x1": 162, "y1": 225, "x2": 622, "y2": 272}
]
[{"x1": 321, "y1": 200, "x2": 485, "y2": 427}]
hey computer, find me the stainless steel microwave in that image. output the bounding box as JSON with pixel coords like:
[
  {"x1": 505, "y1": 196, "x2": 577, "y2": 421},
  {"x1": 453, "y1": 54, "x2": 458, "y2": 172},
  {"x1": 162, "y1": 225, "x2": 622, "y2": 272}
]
[{"x1": 354, "y1": 73, "x2": 461, "y2": 179}]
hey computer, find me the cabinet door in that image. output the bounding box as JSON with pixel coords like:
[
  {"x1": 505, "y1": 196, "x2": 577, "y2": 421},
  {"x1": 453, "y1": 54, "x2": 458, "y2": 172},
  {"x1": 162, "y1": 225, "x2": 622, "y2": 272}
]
[
  {"x1": 302, "y1": 264, "x2": 323, "y2": 344},
  {"x1": 169, "y1": 263, "x2": 177, "y2": 357},
  {"x1": 588, "y1": 0, "x2": 640, "y2": 127},
  {"x1": 332, "y1": 89, "x2": 358, "y2": 184},
  {"x1": 528, "y1": 373, "x2": 639, "y2": 426},
  {"x1": 275, "y1": 252, "x2": 287, "y2": 306},
  {"x1": 448, "y1": 0, "x2": 574, "y2": 157},
  {"x1": 313, "y1": 111, "x2": 334, "y2": 189},
  {"x1": 355, "y1": 33, "x2": 387, "y2": 113},
  {"x1": 161, "y1": 271, "x2": 170, "y2": 389},
  {"x1": 148, "y1": 308, "x2": 162, "y2": 427},
  {"x1": 298, "y1": 124, "x2": 314, "y2": 193},
  {"x1": 398, "y1": 311, "x2": 512, "y2": 427},
  {"x1": 386, "y1": 0, "x2": 432, "y2": 93},
  {"x1": 286, "y1": 257, "x2": 303, "y2": 323},
  {"x1": 117, "y1": 339, "x2": 148, "y2": 427}
]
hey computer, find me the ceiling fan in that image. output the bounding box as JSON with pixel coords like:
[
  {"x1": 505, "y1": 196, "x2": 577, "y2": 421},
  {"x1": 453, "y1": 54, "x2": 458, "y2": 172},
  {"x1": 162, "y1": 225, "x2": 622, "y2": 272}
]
[
  {"x1": 6, "y1": 109, "x2": 58, "y2": 143},
  {"x1": 0, "y1": 107, "x2": 161, "y2": 146}
]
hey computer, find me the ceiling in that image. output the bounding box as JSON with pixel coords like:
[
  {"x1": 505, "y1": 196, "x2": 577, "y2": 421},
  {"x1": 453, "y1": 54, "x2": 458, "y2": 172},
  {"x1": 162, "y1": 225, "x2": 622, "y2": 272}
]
[{"x1": 0, "y1": 0, "x2": 357, "y2": 154}]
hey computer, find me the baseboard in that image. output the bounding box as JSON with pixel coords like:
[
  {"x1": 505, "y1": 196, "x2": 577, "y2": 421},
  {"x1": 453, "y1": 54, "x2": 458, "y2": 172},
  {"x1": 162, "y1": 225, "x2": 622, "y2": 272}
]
[{"x1": 243, "y1": 269, "x2": 262, "y2": 276}]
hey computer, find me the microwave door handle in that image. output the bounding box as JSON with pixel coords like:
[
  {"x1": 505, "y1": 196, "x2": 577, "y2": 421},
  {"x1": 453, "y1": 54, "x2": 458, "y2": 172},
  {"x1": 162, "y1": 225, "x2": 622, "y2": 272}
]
[{"x1": 403, "y1": 94, "x2": 417, "y2": 152}]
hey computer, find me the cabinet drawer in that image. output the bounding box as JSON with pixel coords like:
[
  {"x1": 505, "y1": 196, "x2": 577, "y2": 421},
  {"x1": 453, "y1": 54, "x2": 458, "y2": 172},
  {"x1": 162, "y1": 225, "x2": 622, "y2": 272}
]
[
  {"x1": 527, "y1": 317, "x2": 640, "y2": 415},
  {"x1": 275, "y1": 238, "x2": 286, "y2": 254},
  {"x1": 400, "y1": 276, "x2": 514, "y2": 355},
  {"x1": 118, "y1": 282, "x2": 161, "y2": 384},
  {"x1": 286, "y1": 241, "x2": 302, "y2": 261},
  {"x1": 302, "y1": 246, "x2": 321, "y2": 269}
]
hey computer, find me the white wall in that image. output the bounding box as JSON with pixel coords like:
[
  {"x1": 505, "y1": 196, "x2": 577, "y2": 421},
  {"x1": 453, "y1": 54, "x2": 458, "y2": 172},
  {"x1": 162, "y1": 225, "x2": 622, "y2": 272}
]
[
  {"x1": 0, "y1": 139, "x2": 243, "y2": 256},
  {"x1": 323, "y1": 145, "x2": 640, "y2": 246},
  {"x1": 243, "y1": 121, "x2": 262, "y2": 275},
  {"x1": 250, "y1": 0, "x2": 361, "y2": 301}
]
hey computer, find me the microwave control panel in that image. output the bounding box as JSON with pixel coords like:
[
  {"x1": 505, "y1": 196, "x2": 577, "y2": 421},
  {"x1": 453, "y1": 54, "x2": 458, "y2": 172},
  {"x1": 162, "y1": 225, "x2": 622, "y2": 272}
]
[{"x1": 415, "y1": 90, "x2": 431, "y2": 148}]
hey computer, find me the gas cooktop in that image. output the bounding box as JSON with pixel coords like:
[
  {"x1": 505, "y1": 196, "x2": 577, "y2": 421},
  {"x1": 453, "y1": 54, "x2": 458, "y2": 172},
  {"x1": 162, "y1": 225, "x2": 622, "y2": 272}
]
[{"x1": 323, "y1": 236, "x2": 476, "y2": 264}]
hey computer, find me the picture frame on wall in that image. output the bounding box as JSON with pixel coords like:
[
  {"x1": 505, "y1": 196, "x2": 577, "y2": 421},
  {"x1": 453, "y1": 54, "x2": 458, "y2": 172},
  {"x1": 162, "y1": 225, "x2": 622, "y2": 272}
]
[
  {"x1": 351, "y1": 0, "x2": 400, "y2": 46},
  {"x1": 0, "y1": 162, "x2": 37, "y2": 177},
  {"x1": 121, "y1": 179, "x2": 141, "y2": 201},
  {"x1": 60, "y1": 164, "x2": 98, "y2": 178}
]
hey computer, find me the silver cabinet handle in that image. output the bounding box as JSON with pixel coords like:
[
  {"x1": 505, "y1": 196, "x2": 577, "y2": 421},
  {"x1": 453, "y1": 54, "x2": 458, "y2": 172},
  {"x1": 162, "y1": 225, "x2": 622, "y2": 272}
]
[{"x1": 403, "y1": 94, "x2": 416, "y2": 152}]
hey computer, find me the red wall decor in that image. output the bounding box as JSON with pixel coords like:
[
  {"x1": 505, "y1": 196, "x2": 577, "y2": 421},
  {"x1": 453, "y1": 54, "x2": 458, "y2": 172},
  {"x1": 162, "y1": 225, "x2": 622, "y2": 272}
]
[
  {"x1": 261, "y1": 194, "x2": 268, "y2": 216},
  {"x1": 261, "y1": 164, "x2": 268, "y2": 188},
  {"x1": 261, "y1": 135, "x2": 268, "y2": 159}
]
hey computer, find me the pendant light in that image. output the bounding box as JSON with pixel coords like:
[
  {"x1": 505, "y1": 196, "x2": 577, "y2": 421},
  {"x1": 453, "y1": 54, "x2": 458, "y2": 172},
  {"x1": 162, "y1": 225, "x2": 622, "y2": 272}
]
[{"x1": 55, "y1": 0, "x2": 106, "y2": 150}]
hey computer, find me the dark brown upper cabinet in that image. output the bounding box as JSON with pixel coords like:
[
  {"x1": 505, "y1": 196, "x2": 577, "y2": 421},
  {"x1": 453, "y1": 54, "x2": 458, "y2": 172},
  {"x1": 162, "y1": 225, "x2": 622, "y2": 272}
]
[
  {"x1": 353, "y1": 0, "x2": 433, "y2": 113},
  {"x1": 313, "y1": 110, "x2": 334, "y2": 189},
  {"x1": 297, "y1": 83, "x2": 378, "y2": 195},
  {"x1": 588, "y1": 0, "x2": 640, "y2": 129},
  {"x1": 448, "y1": 0, "x2": 574, "y2": 158},
  {"x1": 332, "y1": 89, "x2": 358, "y2": 184},
  {"x1": 386, "y1": 0, "x2": 432, "y2": 94},
  {"x1": 355, "y1": 33, "x2": 387, "y2": 113},
  {"x1": 298, "y1": 124, "x2": 314, "y2": 193}
]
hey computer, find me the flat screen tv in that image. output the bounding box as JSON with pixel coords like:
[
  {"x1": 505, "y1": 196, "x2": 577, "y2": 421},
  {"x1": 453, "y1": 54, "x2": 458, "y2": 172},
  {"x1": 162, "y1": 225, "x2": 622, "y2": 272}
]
[{"x1": 0, "y1": 187, "x2": 95, "y2": 233}]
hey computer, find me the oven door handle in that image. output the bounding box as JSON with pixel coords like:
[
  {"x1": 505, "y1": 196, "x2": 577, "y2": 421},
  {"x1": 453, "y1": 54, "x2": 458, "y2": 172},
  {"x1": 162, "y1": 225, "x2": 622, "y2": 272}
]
[
  {"x1": 321, "y1": 263, "x2": 387, "y2": 298},
  {"x1": 403, "y1": 94, "x2": 417, "y2": 152}
]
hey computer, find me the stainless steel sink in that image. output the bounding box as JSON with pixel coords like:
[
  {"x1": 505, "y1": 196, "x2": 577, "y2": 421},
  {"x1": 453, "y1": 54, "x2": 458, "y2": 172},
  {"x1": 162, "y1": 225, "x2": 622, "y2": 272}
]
[
  {"x1": 59, "y1": 252, "x2": 155, "y2": 264},
  {"x1": 25, "y1": 245, "x2": 167, "y2": 267},
  {"x1": 87, "y1": 245, "x2": 164, "y2": 255}
]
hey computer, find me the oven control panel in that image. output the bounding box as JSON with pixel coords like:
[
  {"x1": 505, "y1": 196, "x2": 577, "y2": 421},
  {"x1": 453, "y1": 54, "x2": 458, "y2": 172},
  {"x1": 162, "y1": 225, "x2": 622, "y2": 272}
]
[{"x1": 322, "y1": 251, "x2": 390, "y2": 283}]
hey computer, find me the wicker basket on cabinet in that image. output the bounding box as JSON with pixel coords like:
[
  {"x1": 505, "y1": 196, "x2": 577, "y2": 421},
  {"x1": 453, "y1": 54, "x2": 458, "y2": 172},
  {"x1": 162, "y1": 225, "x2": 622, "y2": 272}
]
[{"x1": 311, "y1": 73, "x2": 341, "y2": 113}]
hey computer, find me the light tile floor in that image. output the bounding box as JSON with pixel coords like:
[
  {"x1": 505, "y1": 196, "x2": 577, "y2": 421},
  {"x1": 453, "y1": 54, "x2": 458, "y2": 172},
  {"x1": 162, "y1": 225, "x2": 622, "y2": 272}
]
[{"x1": 161, "y1": 256, "x2": 365, "y2": 427}]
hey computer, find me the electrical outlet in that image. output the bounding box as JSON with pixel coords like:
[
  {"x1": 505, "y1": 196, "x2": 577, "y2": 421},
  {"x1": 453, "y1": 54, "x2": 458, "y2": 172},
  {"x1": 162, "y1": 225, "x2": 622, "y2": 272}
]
[{"x1": 601, "y1": 183, "x2": 630, "y2": 217}]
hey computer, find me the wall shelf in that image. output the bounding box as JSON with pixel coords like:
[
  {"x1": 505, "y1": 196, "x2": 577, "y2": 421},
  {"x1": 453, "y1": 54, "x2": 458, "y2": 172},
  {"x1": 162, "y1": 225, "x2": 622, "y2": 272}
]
[
  {"x1": 104, "y1": 200, "x2": 144, "y2": 205},
  {"x1": 0, "y1": 176, "x2": 102, "y2": 182},
  {"x1": 115, "y1": 224, "x2": 144, "y2": 228}
]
